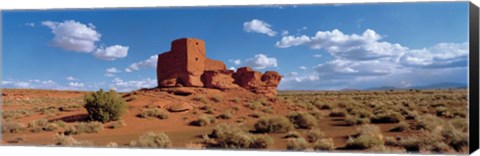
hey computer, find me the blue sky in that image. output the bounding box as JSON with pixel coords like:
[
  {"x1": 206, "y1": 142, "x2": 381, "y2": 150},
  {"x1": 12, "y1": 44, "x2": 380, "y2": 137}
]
[{"x1": 2, "y1": 2, "x2": 470, "y2": 91}]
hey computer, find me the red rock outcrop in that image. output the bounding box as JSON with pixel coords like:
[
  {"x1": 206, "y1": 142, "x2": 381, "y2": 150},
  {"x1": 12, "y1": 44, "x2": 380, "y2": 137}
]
[
  {"x1": 156, "y1": 38, "x2": 282, "y2": 97},
  {"x1": 201, "y1": 70, "x2": 238, "y2": 90}
]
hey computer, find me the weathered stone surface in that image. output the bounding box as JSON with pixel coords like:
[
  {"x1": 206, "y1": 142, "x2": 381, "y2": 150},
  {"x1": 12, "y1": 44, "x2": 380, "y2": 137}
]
[
  {"x1": 156, "y1": 38, "x2": 282, "y2": 97},
  {"x1": 253, "y1": 86, "x2": 278, "y2": 98},
  {"x1": 232, "y1": 67, "x2": 282, "y2": 97},
  {"x1": 205, "y1": 58, "x2": 226, "y2": 71},
  {"x1": 157, "y1": 38, "x2": 206, "y2": 87},
  {"x1": 261, "y1": 71, "x2": 282, "y2": 87},
  {"x1": 233, "y1": 67, "x2": 263, "y2": 90},
  {"x1": 201, "y1": 70, "x2": 238, "y2": 90},
  {"x1": 167, "y1": 103, "x2": 192, "y2": 112}
]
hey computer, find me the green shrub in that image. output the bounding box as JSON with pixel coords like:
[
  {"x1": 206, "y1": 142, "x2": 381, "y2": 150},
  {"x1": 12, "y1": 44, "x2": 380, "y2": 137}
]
[
  {"x1": 288, "y1": 112, "x2": 318, "y2": 129},
  {"x1": 140, "y1": 108, "x2": 168, "y2": 119},
  {"x1": 312, "y1": 138, "x2": 335, "y2": 151},
  {"x1": 254, "y1": 116, "x2": 294, "y2": 133},
  {"x1": 84, "y1": 89, "x2": 127, "y2": 122},
  {"x1": 64, "y1": 122, "x2": 103, "y2": 135},
  {"x1": 306, "y1": 129, "x2": 325, "y2": 143},
  {"x1": 286, "y1": 138, "x2": 309, "y2": 151},
  {"x1": 129, "y1": 132, "x2": 172, "y2": 148}
]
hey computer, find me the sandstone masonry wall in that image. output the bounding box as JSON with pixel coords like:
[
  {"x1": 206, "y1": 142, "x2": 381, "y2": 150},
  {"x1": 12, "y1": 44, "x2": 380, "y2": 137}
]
[{"x1": 157, "y1": 38, "x2": 282, "y2": 97}]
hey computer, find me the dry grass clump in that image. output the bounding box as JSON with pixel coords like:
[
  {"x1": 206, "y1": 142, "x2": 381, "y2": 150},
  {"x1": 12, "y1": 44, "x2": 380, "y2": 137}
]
[
  {"x1": 345, "y1": 124, "x2": 384, "y2": 149},
  {"x1": 398, "y1": 136, "x2": 422, "y2": 152},
  {"x1": 288, "y1": 112, "x2": 318, "y2": 129},
  {"x1": 286, "y1": 137, "x2": 309, "y2": 151},
  {"x1": 64, "y1": 121, "x2": 103, "y2": 135},
  {"x1": 2, "y1": 109, "x2": 33, "y2": 120},
  {"x1": 414, "y1": 114, "x2": 444, "y2": 131},
  {"x1": 53, "y1": 134, "x2": 93, "y2": 146},
  {"x1": 129, "y1": 132, "x2": 172, "y2": 148},
  {"x1": 217, "y1": 110, "x2": 233, "y2": 119},
  {"x1": 249, "y1": 111, "x2": 264, "y2": 118},
  {"x1": 139, "y1": 108, "x2": 168, "y2": 119},
  {"x1": 389, "y1": 121, "x2": 409, "y2": 132},
  {"x1": 370, "y1": 108, "x2": 404, "y2": 123},
  {"x1": 193, "y1": 96, "x2": 208, "y2": 103},
  {"x1": 344, "y1": 115, "x2": 370, "y2": 126},
  {"x1": 305, "y1": 129, "x2": 325, "y2": 143},
  {"x1": 208, "y1": 124, "x2": 273, "y2": 149},
  {"x1": 329, "y1": 108, "x2": 346, "y2": 117},
  {"x1": 28, "y1": 118, "x2": 49, "y2": 132},
  {"x1": 284, "y1": 131, "x2": 302, "y2": 138},
  {"x1": 2, "y1": 121, "x2": 26, "y2": 133},
  {"x1": 312, "y1": 138, "x2": 335, "y2": 151},
  {"x1": 190, "y1": 115, "x2": 216, "y2": 127},
  {"x1": 210, "y1": 95, "x2": 223, "y2": 103},
  {"x1": 254, "y1": 116, "x2": 294, "y2": 133},
  {"x1": 109, "y1": 120, "x2": 127, "y2": 129},
  {"x1": 185, "y1": 142, "x2": 205, "y2": 149}
]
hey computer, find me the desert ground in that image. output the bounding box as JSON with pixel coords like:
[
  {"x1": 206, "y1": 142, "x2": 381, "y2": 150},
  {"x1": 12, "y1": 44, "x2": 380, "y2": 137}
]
[{"x1": 1, "y1": 88, "x2": 468, "y2": 154}]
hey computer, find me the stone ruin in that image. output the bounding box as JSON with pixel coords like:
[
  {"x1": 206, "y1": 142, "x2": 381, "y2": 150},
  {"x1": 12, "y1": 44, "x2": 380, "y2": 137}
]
[{"x1": 156, "y1": 38, "x2": 282, "y2": 97}]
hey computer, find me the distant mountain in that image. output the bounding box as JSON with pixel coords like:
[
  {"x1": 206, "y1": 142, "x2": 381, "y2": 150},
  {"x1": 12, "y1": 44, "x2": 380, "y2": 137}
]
[
  {"x1": 365, "y1": 86, "x2": 399, "y2": 91},
  {"x1": 365, "y1": 82, "x2": 467, "y2": 91},
  {"x1": 412, "y1": 82, "x2": 467, "y2": 89}
]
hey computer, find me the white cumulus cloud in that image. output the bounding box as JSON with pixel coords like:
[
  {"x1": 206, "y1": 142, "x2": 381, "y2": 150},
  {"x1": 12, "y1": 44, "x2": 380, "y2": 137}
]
[
  {"x1": 229, "y1": 59, "x2": 242, "y2": 65},
  {"x1": 109, "y1": 77, "x2": 156, "y2": 92},
  {"x1": 42, "y1": 20, "x2": 101, "y2": 53},
  {"x1": 126, "y1": 55, "x2": 158, "y2": 72},
  {"x1": 276, "y1": 28, "x2": 468, "y2": 90},
  {"x1": 276, "y1": 29, "x2": 407, "y2": 60},
  {"x1": 68, "y1": 82, "x2": 84, "y2": 87},
  {"x1": 93, "y1": 45, "x2": 129, "y2": 61},
  {"x1": 105, "y1": 67, "x2": 121, "y2": 77},
  {"x1": 243, "y1": 19, "x2": 277, "y2": 37},
  {"x1": 66, "y1": 76, "x2": 77, "y2": 81},
  {"x1": 243, "y1": 54, "x2": 278, "y2": 69},
  {"x1": 42, "y1": 20, "x2": 129, "y2": 61},
  {"x1": 400, "y1": 42, "x2": 468, "y2": 68}
]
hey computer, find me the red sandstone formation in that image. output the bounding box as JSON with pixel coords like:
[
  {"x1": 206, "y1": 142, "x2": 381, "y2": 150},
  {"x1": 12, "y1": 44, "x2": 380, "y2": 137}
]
[{"x1": 156, "y1": 38, "x2": 282, "y2": 97}]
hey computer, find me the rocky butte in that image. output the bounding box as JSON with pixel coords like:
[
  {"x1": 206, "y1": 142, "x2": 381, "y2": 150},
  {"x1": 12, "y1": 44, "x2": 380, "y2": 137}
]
[{"x1": 156, "y1": 38, "x2": 282, "y2": 97}]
